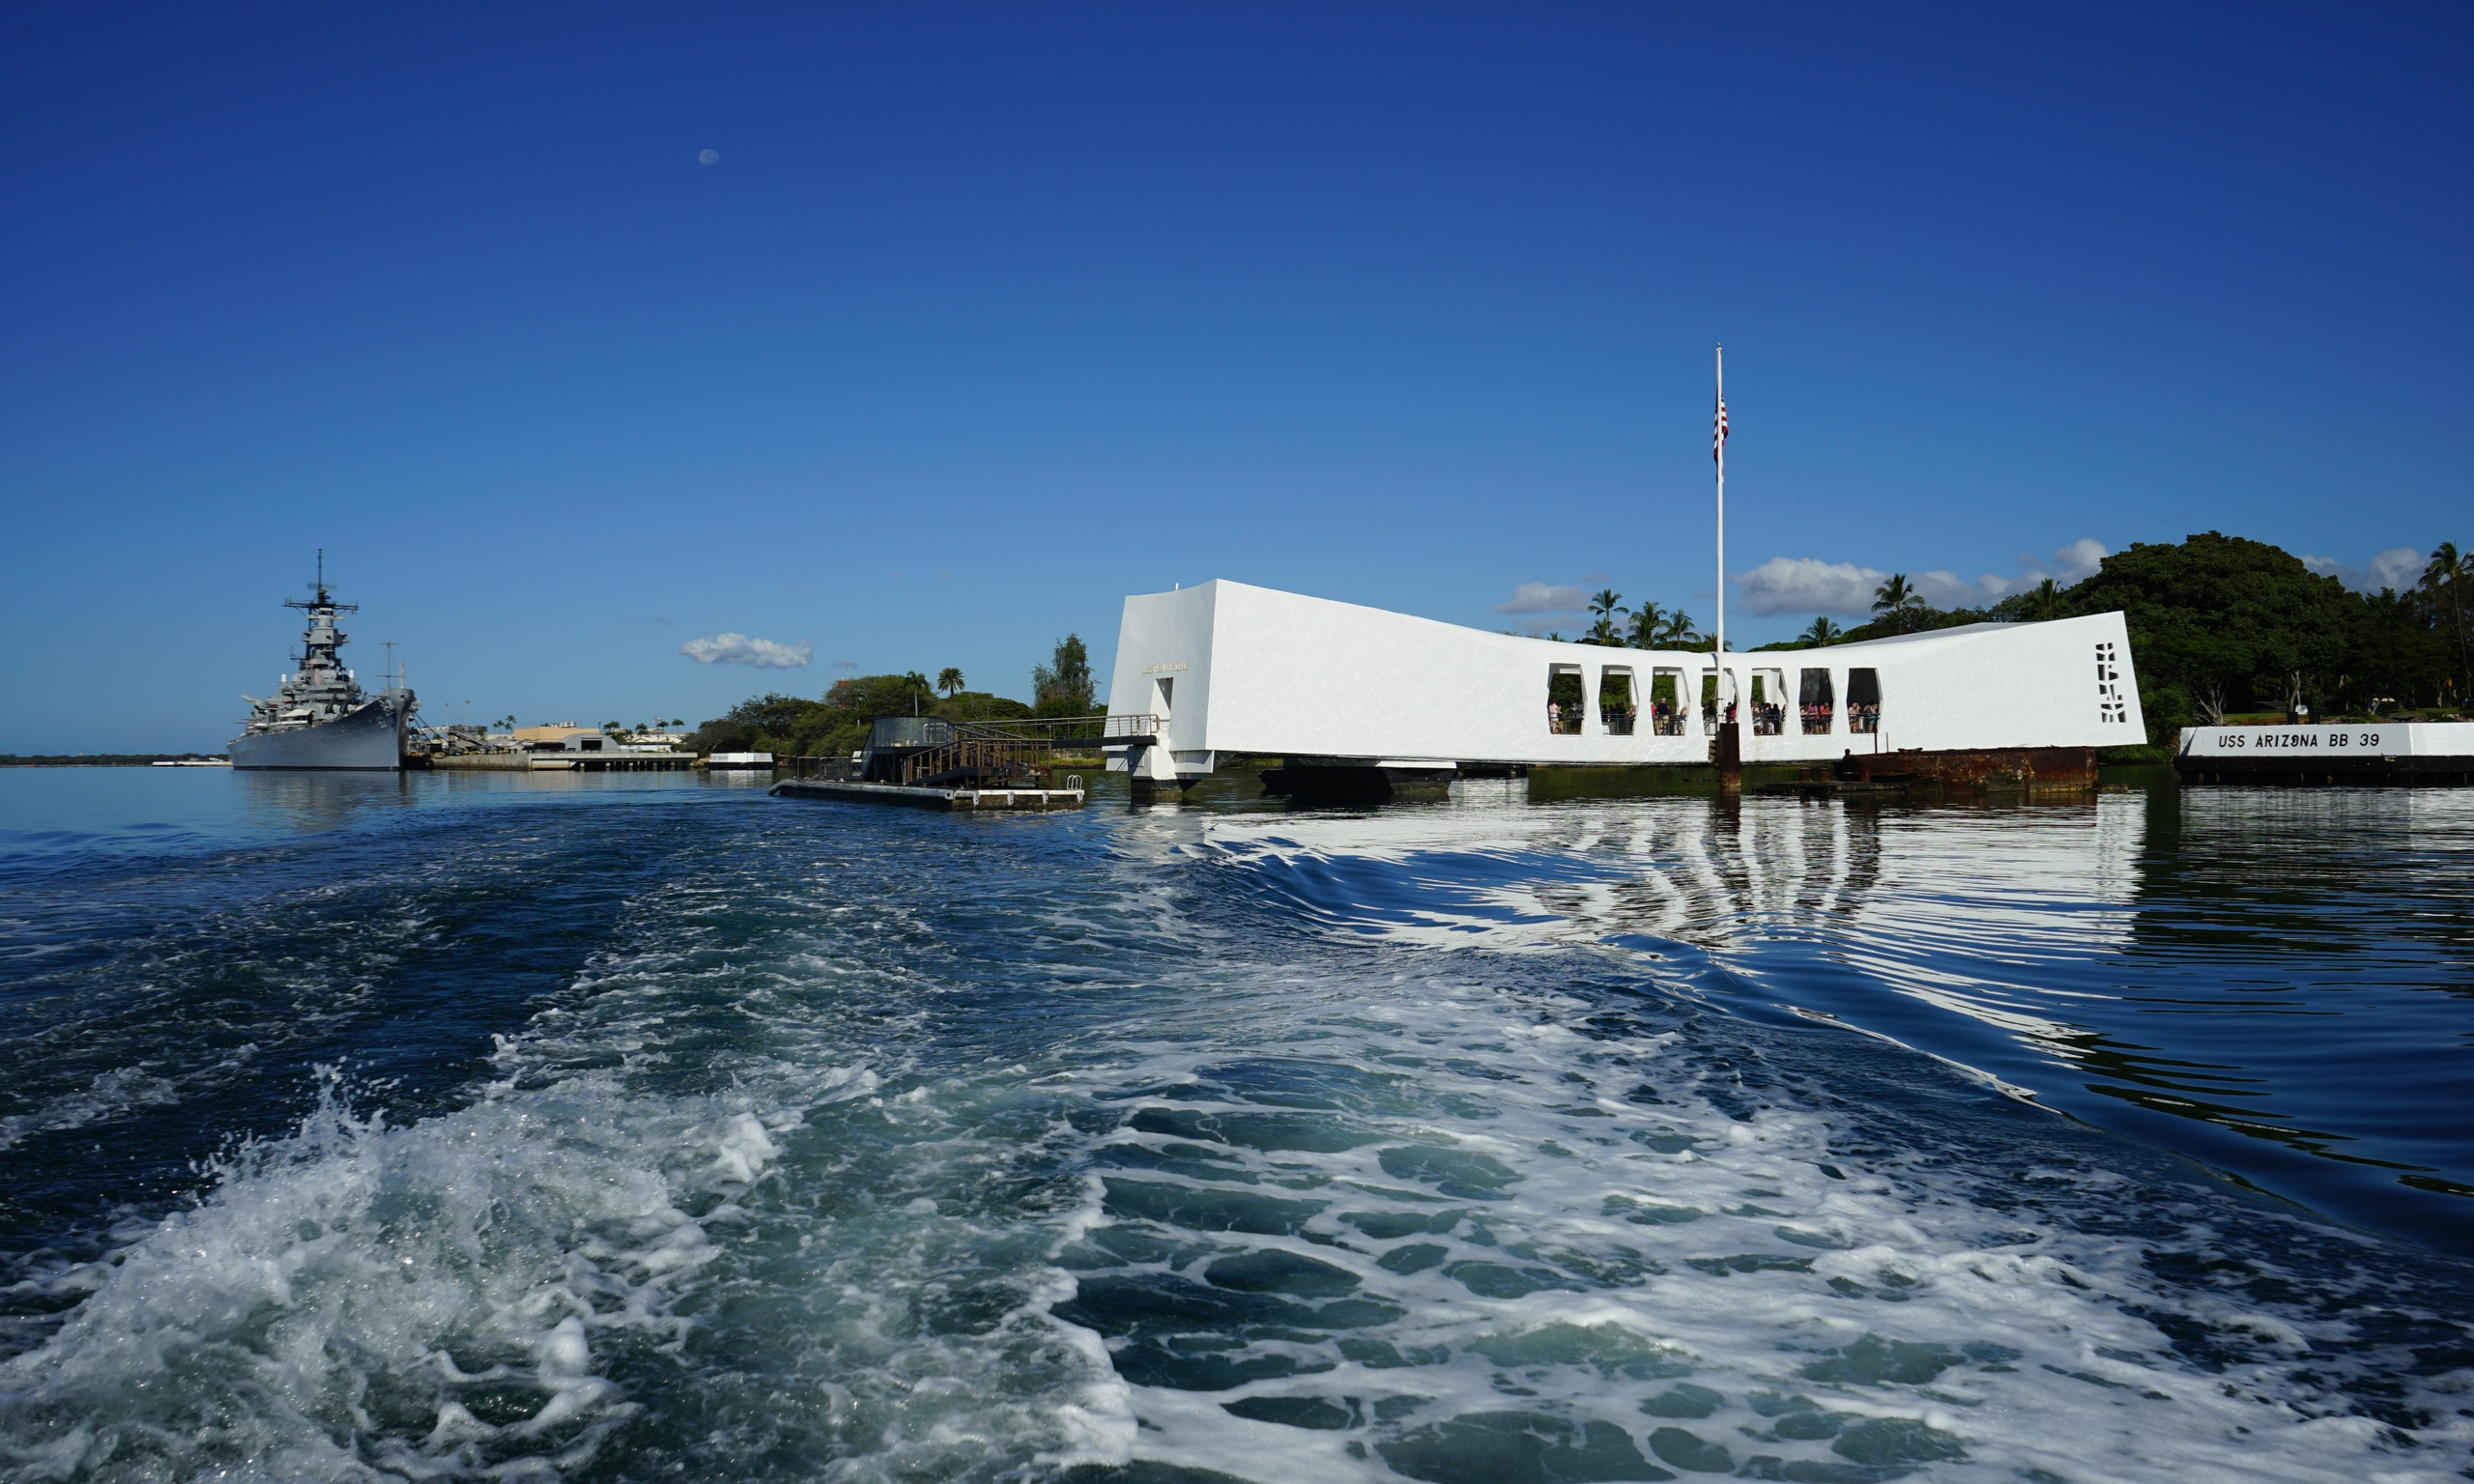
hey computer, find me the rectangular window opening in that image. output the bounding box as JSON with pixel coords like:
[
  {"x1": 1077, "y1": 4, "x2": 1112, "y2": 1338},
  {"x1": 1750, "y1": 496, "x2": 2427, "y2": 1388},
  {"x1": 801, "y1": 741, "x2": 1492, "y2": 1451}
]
[
  {"x1": 1701, "y1": 671, "x2": 1721, "y2": 735},
  {"x1": 1799, "y1": 668, "x2": 1836, "y2": 734},
  {"x1": 1848, "y1": 669, "x2": 1882, "y2": 733},
  {"x1": 1546, "y1": 665, "x2": 1584, "y2": 734},
  {"x1": 1597, "y1": 667, "x2": 1635, "y2": 735},
  {"x1": 1650, "y1": 668, "x2": 1686, "y2": 735},
  {"x1": 1750, "y1": 669, "x2": 1787, "y2": 735}
]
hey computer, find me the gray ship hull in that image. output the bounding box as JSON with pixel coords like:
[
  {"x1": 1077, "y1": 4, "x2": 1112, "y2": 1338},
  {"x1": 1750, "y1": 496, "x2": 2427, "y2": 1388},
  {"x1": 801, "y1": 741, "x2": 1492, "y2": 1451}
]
[{"x1": 229, "y1": 698, "x2": 409, "y2": 770}]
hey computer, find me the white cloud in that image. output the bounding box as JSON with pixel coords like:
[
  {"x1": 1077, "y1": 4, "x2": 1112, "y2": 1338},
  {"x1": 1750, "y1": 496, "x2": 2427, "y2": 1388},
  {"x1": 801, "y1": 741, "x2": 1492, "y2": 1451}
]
[
  {"x1": 678, "y1": 632, "x2": 813, "y2": 668},
  {"x1": 2052, "y1": 538, "x2": 2109, "y2": 583},
  {"x1": 2372, "y1": 548, "x2": 2425, "y2": 589},
  {"x1": 1978, "y1": 539, "x2": 2110, "y2": 596},
  {"x1": 1731, "y1": 537, "x2": 2114, "y2": 617},
  {"x1": 1494, "y1": 583, "x2": 1590, "y2": 614},
  {"x1": 1730, "y1": 557, "x2": 1884, "y2": 617},
  {"x1": 2303, "y1": 547, "x2": 2423, "y2": 593},
  {"x1": 1911, "y1": 569, "x2": 2010, "y2": 607}
]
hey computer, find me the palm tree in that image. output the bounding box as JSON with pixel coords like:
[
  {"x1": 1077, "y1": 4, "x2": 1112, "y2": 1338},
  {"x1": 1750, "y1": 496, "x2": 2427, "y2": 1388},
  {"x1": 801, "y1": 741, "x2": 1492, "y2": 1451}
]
[
  {"x1": 1569, "y1": 589, "x2": 1619, "y2": 646},
  {"x1": 2426, "y1": 543, "x2": 2469, "y2": 679},
  {"x1": 1873, "y1": 573, "x2": 1929, "y2": 633},
  {"x1": 1654, "y1": 609, "x2": 1703, "y2": 647},
  {"x1": 1798, "y1": 615, "x2": 1842, "y2": 646},
  {"x1": 2021, "y1": 577, "x2": 2065, "y2": 622},
  {"x1": 936, "y1": 667, "x2": 964, "y2": 698},
  {"x1": 1625, "y1": 603, "x2": 1665, "y2": 648}
]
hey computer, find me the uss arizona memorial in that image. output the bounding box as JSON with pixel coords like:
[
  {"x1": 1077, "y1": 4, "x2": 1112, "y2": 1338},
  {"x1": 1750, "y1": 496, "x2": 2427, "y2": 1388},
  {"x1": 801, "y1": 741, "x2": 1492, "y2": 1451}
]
[{"x1": 1101, "y1": 580, "x2": 2144, "y2": 796}]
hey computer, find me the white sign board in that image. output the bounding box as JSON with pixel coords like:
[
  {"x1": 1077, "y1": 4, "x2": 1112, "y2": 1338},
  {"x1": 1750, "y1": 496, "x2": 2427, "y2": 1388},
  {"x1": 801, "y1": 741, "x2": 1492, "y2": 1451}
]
[{"x1": 2179, "y1": 723, "x2": 2474, "y2": 757}]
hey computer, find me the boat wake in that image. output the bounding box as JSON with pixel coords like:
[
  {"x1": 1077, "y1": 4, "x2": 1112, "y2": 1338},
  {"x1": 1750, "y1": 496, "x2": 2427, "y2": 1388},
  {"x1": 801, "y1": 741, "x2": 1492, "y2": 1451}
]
[{"x1": 0, "y1": 781, "x2": 2468, "y2": 1482}]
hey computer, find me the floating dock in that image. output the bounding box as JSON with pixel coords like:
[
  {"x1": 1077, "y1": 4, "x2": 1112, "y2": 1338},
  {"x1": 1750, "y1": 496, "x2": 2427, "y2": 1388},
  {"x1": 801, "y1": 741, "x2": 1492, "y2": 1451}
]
[{"x1": 769, "y1": 779, "x2": 1086, "y2": 810}]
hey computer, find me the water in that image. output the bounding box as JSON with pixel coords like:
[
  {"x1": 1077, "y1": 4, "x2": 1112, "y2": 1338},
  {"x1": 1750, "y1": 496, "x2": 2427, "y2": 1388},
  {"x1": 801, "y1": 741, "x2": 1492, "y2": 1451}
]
[{"x1": 0, "y1": 765, "x2": 2468, "y2": 1483}]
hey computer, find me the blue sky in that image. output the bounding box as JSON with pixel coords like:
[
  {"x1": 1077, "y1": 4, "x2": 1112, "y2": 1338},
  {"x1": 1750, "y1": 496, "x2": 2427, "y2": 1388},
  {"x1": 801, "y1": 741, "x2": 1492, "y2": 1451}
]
[{"x1": 3, "y1": 4, "x2": 2467, "y2": 751}]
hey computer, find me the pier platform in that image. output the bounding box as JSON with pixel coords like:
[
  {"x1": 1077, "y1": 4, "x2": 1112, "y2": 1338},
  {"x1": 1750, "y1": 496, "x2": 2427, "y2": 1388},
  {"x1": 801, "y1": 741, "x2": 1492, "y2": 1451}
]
[
  {"x1": 423, "y1": 753, "x2": 530, "y2": 771},
  {"x1": 770, "y1": 779, "x2": 1086, "y2": 811},
  {"x1": 528, "y1": 753, "x2": 695, "y2": 772}
]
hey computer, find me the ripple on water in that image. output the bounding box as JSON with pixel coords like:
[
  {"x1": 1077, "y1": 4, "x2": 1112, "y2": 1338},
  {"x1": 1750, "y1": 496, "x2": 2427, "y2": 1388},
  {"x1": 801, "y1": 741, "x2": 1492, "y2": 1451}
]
[{"x1": 0, "y1": 773, "x2": 2467, "y2": 1483}]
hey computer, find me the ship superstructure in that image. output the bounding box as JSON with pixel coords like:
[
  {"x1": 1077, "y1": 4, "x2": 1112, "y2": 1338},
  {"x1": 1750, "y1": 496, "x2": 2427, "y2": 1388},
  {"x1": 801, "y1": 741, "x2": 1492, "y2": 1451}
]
[{"x1": 228, "y1": 557, "x2": 417, "y2": 770}]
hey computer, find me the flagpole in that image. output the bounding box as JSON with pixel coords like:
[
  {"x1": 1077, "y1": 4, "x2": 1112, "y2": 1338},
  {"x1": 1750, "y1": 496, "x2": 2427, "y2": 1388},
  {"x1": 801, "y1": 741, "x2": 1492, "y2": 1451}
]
[
  {"x1": 1714, "y1": 344, "x2": 1725, "y2": 678},
  {"x1": 1713, "y1": 343, "x2": 1741, "y2": 790}
]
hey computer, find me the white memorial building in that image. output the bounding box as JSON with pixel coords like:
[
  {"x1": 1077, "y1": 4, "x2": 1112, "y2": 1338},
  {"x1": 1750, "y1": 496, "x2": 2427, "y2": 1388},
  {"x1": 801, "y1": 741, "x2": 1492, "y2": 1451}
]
[{"x1": 1103, "y1": 580, "x2": 2143, "y2": 796}]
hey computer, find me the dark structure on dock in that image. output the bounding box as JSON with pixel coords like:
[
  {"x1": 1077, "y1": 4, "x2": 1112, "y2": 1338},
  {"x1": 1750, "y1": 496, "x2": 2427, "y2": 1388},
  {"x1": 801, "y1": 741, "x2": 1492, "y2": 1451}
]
[
  {"x1": 771, "y1": 713, "x2": 1157, "y2": 810},
  {"x1": 802, "y1": 713, "x2": 1152, "y2": 789}
]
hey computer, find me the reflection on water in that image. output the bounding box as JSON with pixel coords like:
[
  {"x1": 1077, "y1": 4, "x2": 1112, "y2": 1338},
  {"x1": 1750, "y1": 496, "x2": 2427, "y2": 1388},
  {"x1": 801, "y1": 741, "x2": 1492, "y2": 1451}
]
[
  {"x1": 234, "y1": 768, "x2": 418, "y2": 833},
  {"x1": 1183, "y1": 779, "x2": 2474, "y2": 1253}
]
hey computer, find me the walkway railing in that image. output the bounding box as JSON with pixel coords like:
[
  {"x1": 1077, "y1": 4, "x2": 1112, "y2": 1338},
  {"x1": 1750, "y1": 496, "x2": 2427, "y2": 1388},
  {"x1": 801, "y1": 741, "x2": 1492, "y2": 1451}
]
[
  {"x1": 782, "y1": 715, "x2": 1162, "y2": 787},
  {"x1": 899, "y1": 715, "x2": 1159, "y2": 786}
]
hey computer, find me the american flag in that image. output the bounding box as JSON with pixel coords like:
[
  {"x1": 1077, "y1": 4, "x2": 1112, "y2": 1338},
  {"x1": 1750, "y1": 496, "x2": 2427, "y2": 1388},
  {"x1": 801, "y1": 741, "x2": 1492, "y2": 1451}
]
[{"x1": 1712, "y1": 394, "x2": 1728, "y2": 463}]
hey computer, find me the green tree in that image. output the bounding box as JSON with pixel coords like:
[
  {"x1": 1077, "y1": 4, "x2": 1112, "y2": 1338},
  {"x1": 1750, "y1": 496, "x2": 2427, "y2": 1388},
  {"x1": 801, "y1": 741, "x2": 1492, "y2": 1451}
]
[
  {"x1": 1871, "y1": 573, "x2": 1924, "y2": 626},
  {"x1": 2424, "y1": 542, "x2": 2470, "y2": 683},
  {"x1": 1032, "y1": 635, "x2": 1095, "y2": 716},
  {"x1": 1654, "y1": 609, "x2": 1704, "y2": 648},
  {"x1": 1577, "y1": 589, "x2": 1623, "y2": 645},
  {"x1": 2019, "y1": 578, "x2": 2067, "y2": 622},
  {"x1": 691, "y1": 670, "x2": 1049, "y2": 759},
  {"x1": 936, "y1": 667, "x2": 964, "y2": 697},
  {"x1": 1798, "y1": 615, "x2": 1842, "y2": 646},
  {"x1": 2068, "y1": 532, "x2": 2355, "y2": 736}
]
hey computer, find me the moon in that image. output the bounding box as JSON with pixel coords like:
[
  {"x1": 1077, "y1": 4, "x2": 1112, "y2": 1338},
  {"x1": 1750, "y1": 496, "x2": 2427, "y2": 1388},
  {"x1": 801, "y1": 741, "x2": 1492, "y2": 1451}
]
[{"x1": 698, "y1": 149, "x2": 719, "y2": 165}]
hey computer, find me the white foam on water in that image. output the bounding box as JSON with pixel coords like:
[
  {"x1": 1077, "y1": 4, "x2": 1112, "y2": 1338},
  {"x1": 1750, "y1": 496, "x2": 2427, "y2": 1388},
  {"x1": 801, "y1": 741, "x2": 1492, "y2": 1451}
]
[
  {"x1": 6, "y1": 786, "x2": 2469, "y2": 1483},
  {"x1": 1045, "y1": 956, "x2": 2473, "y2": 1484},
  {"x1": 0, "y1": 857, "x2": 1131, "y2": 1483},
  {"x1": 0, "y1": 1069, "x2": 183, "y2": 1155},
  {"x1": 0, "y1": 1060, "x2": 790, "y2": 1482}
]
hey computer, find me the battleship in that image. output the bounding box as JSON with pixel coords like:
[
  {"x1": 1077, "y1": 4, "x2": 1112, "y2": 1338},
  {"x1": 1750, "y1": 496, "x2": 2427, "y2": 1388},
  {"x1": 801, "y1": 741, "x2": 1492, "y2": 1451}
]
[{"x1": 228, "y1": 558, "x2": 417, "y2": 770}]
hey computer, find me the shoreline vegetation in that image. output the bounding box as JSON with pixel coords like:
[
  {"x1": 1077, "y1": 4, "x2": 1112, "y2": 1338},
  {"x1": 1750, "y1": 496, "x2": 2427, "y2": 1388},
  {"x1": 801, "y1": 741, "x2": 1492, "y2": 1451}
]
[
  {"x1": 687, "y1": 636, "x2": 1101, "y2": 763},
  {"x1": 21, "y1": 533, "x2": 2465, "y2": 767},
  {"x1": 703, "y1": 532, "x2": 2464, "y2": 770}
]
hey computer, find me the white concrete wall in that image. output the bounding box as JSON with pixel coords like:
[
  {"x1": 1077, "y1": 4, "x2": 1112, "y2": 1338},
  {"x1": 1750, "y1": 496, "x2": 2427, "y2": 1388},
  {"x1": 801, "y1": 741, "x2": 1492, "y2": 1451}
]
[{"x1": 1108, "y1": 580, "x2": 2144, "y2": 772}]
